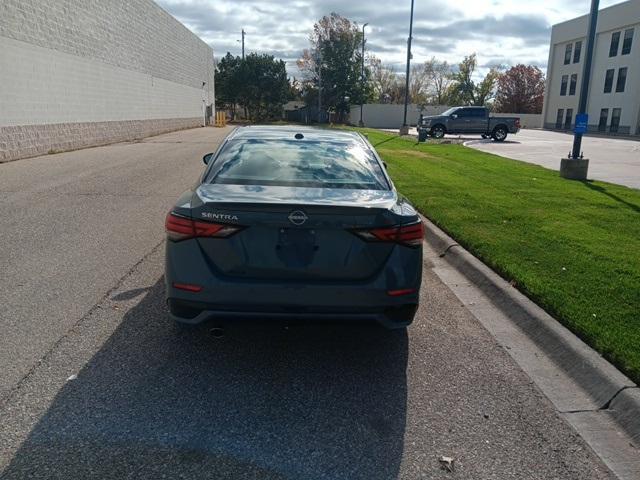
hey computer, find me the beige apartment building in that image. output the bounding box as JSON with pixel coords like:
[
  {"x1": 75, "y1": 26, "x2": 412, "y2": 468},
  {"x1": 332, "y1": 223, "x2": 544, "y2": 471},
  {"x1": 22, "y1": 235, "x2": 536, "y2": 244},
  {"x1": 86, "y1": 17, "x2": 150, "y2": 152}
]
[{"x1": 542, "y1": 0, "x2": 639, "y2": 135}]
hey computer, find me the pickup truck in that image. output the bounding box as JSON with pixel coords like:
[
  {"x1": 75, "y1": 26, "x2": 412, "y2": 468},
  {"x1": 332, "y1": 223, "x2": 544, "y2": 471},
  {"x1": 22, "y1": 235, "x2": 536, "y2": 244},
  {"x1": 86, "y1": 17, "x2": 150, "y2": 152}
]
[{"x1": 417, "y1": 106, "x2": 520, "y2": 142}]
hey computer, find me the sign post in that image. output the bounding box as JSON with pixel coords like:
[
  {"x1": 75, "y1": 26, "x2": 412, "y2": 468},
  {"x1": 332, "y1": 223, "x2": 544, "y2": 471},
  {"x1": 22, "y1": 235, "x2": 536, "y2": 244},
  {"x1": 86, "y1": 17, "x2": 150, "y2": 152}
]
[{"x1": 560, "y1": 0, "x2": 599, "y2": 180}]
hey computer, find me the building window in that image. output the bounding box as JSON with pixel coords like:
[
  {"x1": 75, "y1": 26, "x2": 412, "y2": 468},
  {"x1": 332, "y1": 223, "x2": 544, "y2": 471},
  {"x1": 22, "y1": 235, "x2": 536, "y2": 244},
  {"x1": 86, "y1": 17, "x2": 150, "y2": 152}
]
[
  {"x1": 569, "y1": 74, "x2": 578, "y2": 95},
  {"x1": 564, "y1": 109, "x2": 573, "y2": 130},
  {"x1": 616, "y1": 67, "x2": 627, "y2": 92},
  {"x1": 609, "y1": 31, "x2": 620, "y2": 57},
  {"x1": 610, "y1": 108, "x2": 621, "y2": 133},
  {"x1": 555, "y1": 109, "x2": 564, "y2": 129},
  {"x1": 622, "y1": 28, "x2": 634, "y2": 55},
  {"x1": 604, "y1": 69, "x2": 615, "y2": 93},
  {"x1": 598, "y1": 109, "x2": 609, "y2": 132},
  {"x1": 564, "y1": 43, "x2": 573, "y2": 65},
  {"x1": 560, "y1": 75, "x2": 568, "y2": 96},
  {"x1": 573, "y1": 41, "x2": 582, "y2": 63}
]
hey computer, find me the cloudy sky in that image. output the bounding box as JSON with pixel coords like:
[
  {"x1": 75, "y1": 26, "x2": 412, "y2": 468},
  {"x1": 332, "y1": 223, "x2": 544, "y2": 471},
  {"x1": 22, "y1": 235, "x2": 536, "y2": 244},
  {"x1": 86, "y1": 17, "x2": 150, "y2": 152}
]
[{"x1": 157, "y1": 0, "x2": 625, "y2": 78}]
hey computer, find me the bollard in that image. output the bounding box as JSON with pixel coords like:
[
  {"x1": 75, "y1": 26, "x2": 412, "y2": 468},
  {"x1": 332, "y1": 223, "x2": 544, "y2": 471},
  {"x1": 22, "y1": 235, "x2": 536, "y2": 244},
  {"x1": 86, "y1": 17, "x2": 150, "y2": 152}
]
[{"x1": 214, "y1": 111, "x2": 226, "y2": 128}]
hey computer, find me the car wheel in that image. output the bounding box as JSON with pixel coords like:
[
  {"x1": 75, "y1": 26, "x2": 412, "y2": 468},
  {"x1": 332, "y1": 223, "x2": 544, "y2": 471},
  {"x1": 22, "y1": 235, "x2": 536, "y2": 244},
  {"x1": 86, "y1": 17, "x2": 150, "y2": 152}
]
[
  {"x1": 430, "y1": 125, "x2": 445, "y2": 139},
  {"x1": 492, "y1": 126, "x2": 508, "y2": 142}
]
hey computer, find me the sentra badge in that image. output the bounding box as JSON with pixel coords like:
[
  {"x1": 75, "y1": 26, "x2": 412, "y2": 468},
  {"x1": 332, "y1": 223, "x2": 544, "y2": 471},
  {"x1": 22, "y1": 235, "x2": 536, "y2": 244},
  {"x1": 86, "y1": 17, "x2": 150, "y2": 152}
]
[{"x1": 201, "y1": 212, "x2": 239, "y2": 221}]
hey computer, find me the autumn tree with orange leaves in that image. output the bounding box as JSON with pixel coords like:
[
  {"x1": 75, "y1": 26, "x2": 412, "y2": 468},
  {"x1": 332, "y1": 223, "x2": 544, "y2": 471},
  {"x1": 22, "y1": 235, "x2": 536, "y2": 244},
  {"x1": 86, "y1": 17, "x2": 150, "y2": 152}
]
[{"x1": 495, "y1": 65, "x2": 545, "y2": 114}]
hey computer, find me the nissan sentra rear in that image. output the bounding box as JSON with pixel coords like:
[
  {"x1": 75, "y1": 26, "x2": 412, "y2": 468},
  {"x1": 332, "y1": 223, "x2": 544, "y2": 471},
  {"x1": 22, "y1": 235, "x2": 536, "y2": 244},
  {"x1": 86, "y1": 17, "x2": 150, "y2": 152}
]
[{"x1": 164, "y1": 126, "x2": 423, "y2": 329}]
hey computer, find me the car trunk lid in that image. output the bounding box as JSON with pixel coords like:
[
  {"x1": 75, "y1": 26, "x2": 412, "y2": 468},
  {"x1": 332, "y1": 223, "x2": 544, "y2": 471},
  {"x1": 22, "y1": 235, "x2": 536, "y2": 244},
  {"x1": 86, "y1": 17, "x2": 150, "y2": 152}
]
[{"x1": 191, "y1": 184, "x2": 399, "y2": 282}]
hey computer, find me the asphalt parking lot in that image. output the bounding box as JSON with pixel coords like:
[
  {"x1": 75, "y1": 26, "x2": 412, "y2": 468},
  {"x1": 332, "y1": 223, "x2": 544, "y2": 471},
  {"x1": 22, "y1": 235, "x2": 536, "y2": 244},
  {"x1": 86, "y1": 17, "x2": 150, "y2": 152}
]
[
  {"x1": 0, "y1": 127, "x2": 617, "y2": 479},
  {"x1": 465, "y1": 129, "x2": 640, "y2": 189}
]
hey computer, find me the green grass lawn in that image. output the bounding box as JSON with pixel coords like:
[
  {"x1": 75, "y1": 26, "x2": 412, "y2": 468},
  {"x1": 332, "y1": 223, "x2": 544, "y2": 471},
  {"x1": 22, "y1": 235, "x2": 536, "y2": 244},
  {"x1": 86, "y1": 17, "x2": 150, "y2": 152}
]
[{"x1": 357, "y1": 128, "x2": 640, "y2": 384}]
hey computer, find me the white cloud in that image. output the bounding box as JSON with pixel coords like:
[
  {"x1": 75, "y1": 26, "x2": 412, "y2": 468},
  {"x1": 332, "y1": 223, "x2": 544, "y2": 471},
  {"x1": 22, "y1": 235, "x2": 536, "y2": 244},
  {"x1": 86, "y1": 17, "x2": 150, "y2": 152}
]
[{"x1": 156, "y1": 0, "x2": 628, "y2": 77}]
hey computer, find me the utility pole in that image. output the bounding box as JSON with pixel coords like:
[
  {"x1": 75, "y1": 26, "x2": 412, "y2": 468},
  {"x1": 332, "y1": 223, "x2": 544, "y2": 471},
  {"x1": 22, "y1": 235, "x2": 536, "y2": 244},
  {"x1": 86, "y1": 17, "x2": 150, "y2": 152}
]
[
  {"x1": 239, "y1": 29, "x2": 246, "y2": 120},
  {"x1": 400, "y1": 0, "x2": 415, "y2": 135},
  {"x1": 241, "y1": 29, "x2": 245, "y2": 60},
  {"x1": 560, "y1": 0, "x2": 599, "y2": 180},
  {"x1": 359, "y1": 23, "x2": 369, "y2": 127}
]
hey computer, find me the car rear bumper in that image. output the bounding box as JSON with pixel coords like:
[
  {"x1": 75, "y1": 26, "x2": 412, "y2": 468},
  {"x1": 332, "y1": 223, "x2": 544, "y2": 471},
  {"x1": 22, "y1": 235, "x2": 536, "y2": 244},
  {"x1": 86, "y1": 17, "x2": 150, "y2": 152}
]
[
  {"x1": 165, "y1": 239, "x2": 422, "y2": 329},
  {"x1": 167, "y1": 299, "x2": 418, "y2": 329}
]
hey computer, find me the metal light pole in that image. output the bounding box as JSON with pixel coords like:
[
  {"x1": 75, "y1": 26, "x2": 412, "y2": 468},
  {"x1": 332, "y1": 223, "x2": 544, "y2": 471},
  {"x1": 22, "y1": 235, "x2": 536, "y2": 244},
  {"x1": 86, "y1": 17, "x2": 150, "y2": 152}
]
[
  {"x1": 560, "y1": 0, "x2": 599, "y2": 180},
  {"x1": 359, "y1": 23, "x2": 368, "y2": 127},
  {"x1": 201, "y1": 81, "x2": 207, "y2": 127},
  {"x1": 317, "y1": 48, "x2": 323, "y2": 123},
  {"x1": 401, "y1": 0, "x2": 415, "y2": 135}
]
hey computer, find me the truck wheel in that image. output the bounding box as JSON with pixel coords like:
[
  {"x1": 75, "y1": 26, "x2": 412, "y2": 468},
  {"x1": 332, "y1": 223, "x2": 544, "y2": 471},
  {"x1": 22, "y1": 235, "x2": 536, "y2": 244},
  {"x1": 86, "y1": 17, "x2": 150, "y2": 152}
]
[
  {"x1": 492, "y1": 126, "x2": 508, "y2": 142},
  {"x1": 430, "y1": 125, "x2": 445, "y2": 139}
]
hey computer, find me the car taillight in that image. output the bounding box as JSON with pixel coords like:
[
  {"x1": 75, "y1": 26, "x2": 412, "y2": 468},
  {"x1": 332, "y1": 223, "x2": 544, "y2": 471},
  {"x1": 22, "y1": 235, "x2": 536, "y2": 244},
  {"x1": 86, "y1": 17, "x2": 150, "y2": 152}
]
[
  {"x1": 353, "y1": 221, "x2": 424, "y2": 248},
  {"x1": 387, "y1": 288, "x2": 417, "y2": 296},
  {"x1": 165, "y1": 211, "x2": 242, "y2": 241},
  {"x1": 172, "y1": 282, "x2": 203, "y2": 292}
]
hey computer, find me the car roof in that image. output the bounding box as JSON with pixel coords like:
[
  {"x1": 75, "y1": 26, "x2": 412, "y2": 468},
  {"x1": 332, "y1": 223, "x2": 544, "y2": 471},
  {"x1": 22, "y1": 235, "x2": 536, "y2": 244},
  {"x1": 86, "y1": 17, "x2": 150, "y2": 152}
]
[{"x1": 228, "y1": 125, "x2": 366, "y2": 144}]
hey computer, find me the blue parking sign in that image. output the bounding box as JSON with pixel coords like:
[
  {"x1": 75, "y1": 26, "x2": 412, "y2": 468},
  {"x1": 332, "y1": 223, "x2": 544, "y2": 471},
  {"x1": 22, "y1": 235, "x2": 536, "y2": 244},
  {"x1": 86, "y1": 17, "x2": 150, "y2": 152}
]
[{"x1": 575, "y1": 114, "x2": 588, "y2": 134}]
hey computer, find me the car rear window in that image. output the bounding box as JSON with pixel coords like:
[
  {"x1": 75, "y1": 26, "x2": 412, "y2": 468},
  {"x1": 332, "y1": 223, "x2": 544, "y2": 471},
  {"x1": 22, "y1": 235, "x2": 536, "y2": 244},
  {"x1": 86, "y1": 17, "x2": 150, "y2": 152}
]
[{"x1": 206, "y1": 138, "x2": 389, "y2": 190}]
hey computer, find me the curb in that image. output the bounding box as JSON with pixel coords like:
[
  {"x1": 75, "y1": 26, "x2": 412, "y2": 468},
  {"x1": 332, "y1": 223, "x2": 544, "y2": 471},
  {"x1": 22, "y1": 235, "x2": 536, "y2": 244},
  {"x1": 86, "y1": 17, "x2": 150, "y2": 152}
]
[
  {"x1": 611, "y1": 388, "x2": 640, "y2": 445},
  {"x1": 421, "y1": 217, "x2": 640, "y2": 443}
]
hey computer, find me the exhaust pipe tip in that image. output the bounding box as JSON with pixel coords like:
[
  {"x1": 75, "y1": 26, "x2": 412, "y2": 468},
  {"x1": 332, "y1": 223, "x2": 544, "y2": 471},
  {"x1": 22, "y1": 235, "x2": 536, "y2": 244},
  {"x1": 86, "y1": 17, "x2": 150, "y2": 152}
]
[{"x1": 209, "y1": 327, "x2": 225, "y2": 339}]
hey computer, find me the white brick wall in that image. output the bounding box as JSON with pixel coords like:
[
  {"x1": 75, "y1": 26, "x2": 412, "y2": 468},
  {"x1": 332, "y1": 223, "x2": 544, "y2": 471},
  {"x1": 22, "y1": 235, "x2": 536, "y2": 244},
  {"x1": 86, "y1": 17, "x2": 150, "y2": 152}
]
[
  {"x1": 0, "y1": 36, "x2": 207, "y2": 126},
  {"x1": 0, "y1": 0, "x2": 215, "y2": 160},
  {"x1": 0, "y1": 0, "x2": 214, "y2": 92}
]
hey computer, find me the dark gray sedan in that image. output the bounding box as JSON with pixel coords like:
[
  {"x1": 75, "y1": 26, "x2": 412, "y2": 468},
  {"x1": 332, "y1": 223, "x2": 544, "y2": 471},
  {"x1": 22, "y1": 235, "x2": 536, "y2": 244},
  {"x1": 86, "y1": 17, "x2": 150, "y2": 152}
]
[{"x1": 165, "y1": 126, "x2": 423, "y2": 328}]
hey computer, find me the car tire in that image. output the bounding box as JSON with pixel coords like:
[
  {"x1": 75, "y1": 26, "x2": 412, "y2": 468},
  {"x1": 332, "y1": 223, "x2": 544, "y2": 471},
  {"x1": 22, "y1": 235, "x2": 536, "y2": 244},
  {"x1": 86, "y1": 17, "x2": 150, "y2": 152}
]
[
  {"x1": 430, "y1": 125, "x2": 446, "y2": 139},
  {"x1": 491, "y1": 126, "x2": 508, "y2": 142}
]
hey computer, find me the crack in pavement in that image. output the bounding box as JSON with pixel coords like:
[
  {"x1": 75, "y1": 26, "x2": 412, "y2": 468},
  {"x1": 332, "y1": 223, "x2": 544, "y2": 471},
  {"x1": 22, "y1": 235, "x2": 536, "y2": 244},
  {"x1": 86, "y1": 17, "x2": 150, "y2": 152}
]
[{"x1": 0, "y1": 239, "x2": 166, "y2": 408}]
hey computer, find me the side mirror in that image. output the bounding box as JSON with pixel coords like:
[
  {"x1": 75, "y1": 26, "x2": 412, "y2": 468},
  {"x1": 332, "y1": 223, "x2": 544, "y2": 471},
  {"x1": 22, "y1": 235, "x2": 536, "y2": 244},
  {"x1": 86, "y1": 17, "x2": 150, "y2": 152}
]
[{"x1": 203, "y1": 153, "x2": 214, "y2": 165}]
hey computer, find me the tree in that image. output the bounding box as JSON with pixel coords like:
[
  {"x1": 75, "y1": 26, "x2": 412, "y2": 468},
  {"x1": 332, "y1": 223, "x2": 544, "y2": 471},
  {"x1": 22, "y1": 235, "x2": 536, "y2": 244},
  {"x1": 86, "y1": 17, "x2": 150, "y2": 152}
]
[
  {"x1": 369, "y1": 55, "x2": 399, "y2": 103},
  {"x1": 366, "y1": 57, "x2": 453, "y2": 106},
  {"x1": 447, "y1": 54, "x2": 477, "y2": 105},
  {"x1": 289, "y1": 77, "x2": 304, "y2": 101},
  {"x1": 494, "y1": 65, "x2": 545, "y2": 113},
  {"x1": 215, "y1": 52, "x2": 290, "y2": 121},
  {"x1": 408, "y1": 63, "x2": 429, "y2": 105},
  {"x1": 236, "y1": 53, "x2": 290, "y2": 121},
  {"x1": 422, "y1": 57, "x2": 454, "y2": 105},
  {"x1": 215, "y1": 52, "x2": 242, "y2": 115},
  {"x1": 446, "y1": 54, "x2": 499, "y2": 106},
  {"x1": 297, "y1": 13, "x2": 372, "y2": 121},
  {"x1": 475, "y1": 68, "x2": 500, "y2": 107}
]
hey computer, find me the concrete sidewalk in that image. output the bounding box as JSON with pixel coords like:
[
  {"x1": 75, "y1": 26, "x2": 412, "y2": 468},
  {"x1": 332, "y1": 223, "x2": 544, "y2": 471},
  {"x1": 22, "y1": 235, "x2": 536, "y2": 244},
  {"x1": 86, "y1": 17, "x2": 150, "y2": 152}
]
[{"x1": 466, "y1": 129, "x2": 640, "y2": 189}]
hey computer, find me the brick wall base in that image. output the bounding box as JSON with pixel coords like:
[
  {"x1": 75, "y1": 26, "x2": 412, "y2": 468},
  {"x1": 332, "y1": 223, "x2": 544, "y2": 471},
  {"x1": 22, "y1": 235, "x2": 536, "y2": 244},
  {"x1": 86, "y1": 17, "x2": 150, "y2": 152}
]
[{"x1": 0, "y1": 118, "x2": 203, "y2": 162}]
